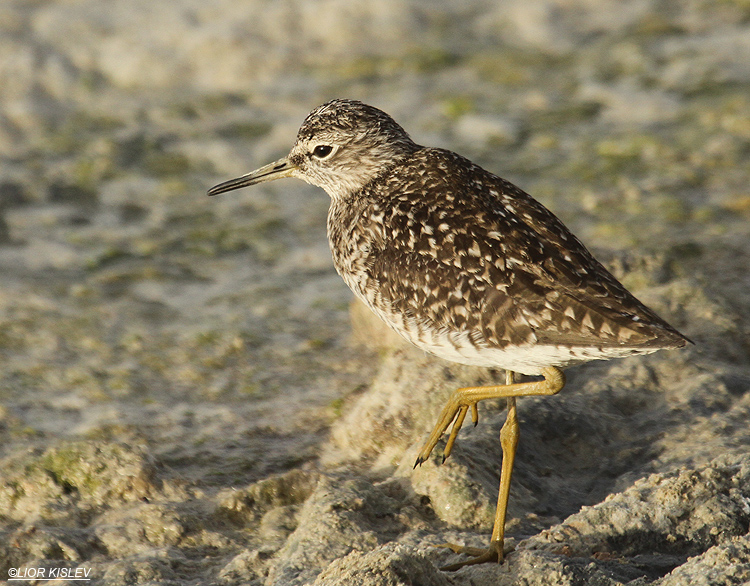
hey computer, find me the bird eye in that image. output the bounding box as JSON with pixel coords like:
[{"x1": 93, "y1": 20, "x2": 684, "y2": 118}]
[{"x1": 312, "y1": 145, "x2": 334, "y2": 158}]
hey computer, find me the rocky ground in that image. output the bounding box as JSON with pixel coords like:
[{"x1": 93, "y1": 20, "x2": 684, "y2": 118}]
[{"x1": 1, "y1": 0, "x2": 749, "y2": 584}]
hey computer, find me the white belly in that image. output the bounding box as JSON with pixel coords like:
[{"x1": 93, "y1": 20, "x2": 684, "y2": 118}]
[{"x1": 365, "y1": 301, "x2": 657, "y2": 376}]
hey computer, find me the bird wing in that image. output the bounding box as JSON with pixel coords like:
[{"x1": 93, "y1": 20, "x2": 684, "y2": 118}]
[
  {"x1": 355, "y1": 147, "x2": 687, "y2": 352},
  {"x1": 478, "y1": 177, "x2": 688, "y2": 349}
]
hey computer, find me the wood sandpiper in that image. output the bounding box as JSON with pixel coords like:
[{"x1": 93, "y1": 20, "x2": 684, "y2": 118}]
[{"x1": 208, "y1": 99, "x2": 690, "y2": 570}]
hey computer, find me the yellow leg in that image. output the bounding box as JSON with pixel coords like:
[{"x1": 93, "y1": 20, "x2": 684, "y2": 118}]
[
  {"x1": 490, "y1": 390, "x2": 519, "y2": 559},
  {"x1": 414, "y1": 367, "x2": 566, "y2": 570},
  {"x1": 414, "y1": 366, "x2": 565, "y2": 466}
]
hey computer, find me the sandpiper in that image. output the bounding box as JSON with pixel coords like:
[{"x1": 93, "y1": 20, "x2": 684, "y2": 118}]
[{"x1": 208, "y1": 99, "x2": 690, "y2": 570}]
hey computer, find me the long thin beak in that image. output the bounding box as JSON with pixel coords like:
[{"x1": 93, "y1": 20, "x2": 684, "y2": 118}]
[{"x1": 207, "y1": 157, "x2": 296, "y2": 196}]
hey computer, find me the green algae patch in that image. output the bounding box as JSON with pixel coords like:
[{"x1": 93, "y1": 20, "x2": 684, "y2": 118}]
[
  {"x1": 216, "y1": 121, "x2": 273, "y2": 140},
  {"x1": 326, "y1": 48, "x2": 459, "y2": 82},
  {"x1": 35, "y1": 442, "x2": 155, "y2": 507}
]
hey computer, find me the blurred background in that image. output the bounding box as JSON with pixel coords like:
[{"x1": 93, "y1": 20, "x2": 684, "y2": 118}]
[{"x1": 1, "y1": 0, "x2": 749, "y2": 583}]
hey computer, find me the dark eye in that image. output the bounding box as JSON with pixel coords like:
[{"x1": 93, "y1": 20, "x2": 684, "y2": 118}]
[{"x1": 312, "y1": 145, "x2": 334, "y2": 158}]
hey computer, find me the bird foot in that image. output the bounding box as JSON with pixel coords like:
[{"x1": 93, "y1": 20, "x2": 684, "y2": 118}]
[
  {"x1": 414, "y1": 402, "x2": 480, "y2": 468},
  {"x1": 434, "y1": 539, "x2": 511, "y2": 571}
]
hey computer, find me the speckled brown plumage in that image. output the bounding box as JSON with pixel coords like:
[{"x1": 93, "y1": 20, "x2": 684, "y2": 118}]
[{"x1": 327, "y1": 144, "x2": 688, "y2": 372}]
